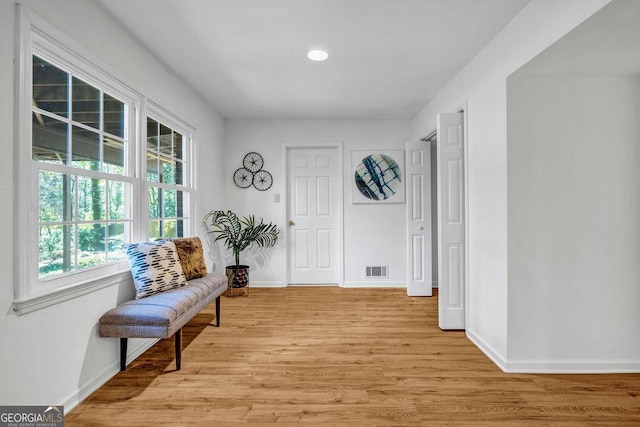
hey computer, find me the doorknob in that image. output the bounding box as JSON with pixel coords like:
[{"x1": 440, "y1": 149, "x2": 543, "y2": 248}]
[{"x1": 288, "y1": 220, "x2": 295, "y2": 226}]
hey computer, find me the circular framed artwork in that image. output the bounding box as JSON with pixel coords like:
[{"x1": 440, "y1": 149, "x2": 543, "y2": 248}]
[
  {"x1": 252, "y1": 170, "x2": 273, "y2": 191},
  {"x1": 233, "y1": 167, "x2": 253, "y2": 188},
  {"x1": 243, "y1": 152, "x2": 264, "y2": 173},
  {"x1": 353, "y1": 151, "x2": 404, "y2": 203}
]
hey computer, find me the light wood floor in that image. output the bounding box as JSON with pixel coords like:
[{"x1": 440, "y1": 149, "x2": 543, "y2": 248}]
[{"x1": 67, "y1": 287, "x2": 640, "y2": 426}]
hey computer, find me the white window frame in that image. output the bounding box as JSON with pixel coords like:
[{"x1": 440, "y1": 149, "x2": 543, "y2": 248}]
[
  {"x1": 13, "y1": 7, "x2": 196, "y2": 314},
  {"x1": 143, "y1": 102, "x2": 195, "y2": 241}
]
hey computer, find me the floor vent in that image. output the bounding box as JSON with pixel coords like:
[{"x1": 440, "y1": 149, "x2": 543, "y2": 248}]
[{"x1": 366, "y1": 265, "x2": 388, "y2": 279}]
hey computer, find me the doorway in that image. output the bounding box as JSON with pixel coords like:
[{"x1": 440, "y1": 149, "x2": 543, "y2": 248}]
[
  {"x1": 285, "y1": 145, "x2": 343, "y2": 285},
  {"x1": 408, "y1": 112, "x2": 467, "y2": 329}
]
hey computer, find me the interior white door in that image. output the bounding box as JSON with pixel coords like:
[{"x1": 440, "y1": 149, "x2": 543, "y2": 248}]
[
  {"x1": 437, "y1": 112, "x2": 465, "y2": 329},
  {"x1": 287, "y1": 147, "x2": 340, "y2": 284},
  {"x1": 406, "y1": 141, "x2": 432, "y2": 296}
]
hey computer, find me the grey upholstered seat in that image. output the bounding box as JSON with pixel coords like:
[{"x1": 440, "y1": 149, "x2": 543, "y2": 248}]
[{"x1": 98, "y1": 272, "x2": 228, "y2": 370}]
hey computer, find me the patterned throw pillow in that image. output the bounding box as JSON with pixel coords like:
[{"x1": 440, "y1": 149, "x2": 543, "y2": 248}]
[
  {"x1": 125, "y1": 241, "x2": 187, "y2": 299},
  {"x1": 170, "y1": 237, "x2": 208, "y2": 280}
]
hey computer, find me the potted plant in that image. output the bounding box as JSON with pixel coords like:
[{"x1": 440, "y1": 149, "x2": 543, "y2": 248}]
[{"x1": 202, "y1": 210, "x2": 279, "y2": 297}]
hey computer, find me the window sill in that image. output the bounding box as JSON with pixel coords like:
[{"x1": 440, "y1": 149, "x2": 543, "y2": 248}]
[{"x1": 13, "y1": 271, "x2": 133, "y2": 316}]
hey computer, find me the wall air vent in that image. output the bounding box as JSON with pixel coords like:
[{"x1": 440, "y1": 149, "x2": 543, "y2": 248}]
[{"x1": 366, "y1": 265, "x2": 388, "y2": 279}]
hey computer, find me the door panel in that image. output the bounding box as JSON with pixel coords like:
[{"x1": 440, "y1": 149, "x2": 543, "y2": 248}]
[
  {"x1": 437, "y1": 112, "x2": 465, "y2": 329},
  {"x1": 406, "y1": 141, "x2": 432, "y2": 296},
  {"x1": 287, "y1": 147, "x2": 340, "y2": 284}
]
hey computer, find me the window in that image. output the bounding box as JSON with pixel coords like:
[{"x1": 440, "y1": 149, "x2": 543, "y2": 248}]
[
  {"x1": 33, "y1": 56, "x2": 132, "y2": 279},
  {"x1": 14, "y1": 8, "x2": 196, "y2": 312},
  {"x1": 145, "y1": 116, "x2": 191, "y2": 240}
]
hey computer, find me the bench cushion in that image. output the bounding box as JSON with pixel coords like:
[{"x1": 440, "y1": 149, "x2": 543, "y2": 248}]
[{"x1": 99, "y1": 272, "x2": 227, "y2": 339}]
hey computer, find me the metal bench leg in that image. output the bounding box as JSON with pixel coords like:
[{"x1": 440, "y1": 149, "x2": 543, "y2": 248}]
[
  {"x1": 215, "y1": 296, "x2": 221, "y2": 327},
  {"x1": 120, "y1": 338, "x2": 128, "y2": 371},
  {"x1": 175, "y1": 329, "x2": 182, "y2": 371}
]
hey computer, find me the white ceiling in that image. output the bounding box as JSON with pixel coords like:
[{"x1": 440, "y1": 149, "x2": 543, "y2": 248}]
[{"x1": 96, "y1": 0, "x2": 531, "y2": 120}]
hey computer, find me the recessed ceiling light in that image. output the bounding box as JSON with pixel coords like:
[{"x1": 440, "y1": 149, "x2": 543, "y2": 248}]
[{"x1": 307, "y1": 50, "x2": 329, "y2": 61}]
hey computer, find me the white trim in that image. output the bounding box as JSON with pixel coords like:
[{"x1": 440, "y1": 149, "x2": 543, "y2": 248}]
[
  {"x1": 466, "y1": 328, "x2": 507, "y2": 372},
  {"x1": 460, "y1": 101, "x2": 470, "y2": 331},
  {"x1": 14, "y1": 4, "x2": 33, "y2": 302},
  {"x1": 282, "y1": 143, "x2": 345, "y2": 287},
  {"x1": 249, "y1": 281, "x2": 286, "y2": 288},
  {"x1": 342, "y1": 281, "x2": 406, "y2": 288},
  {"x1": 61, "y1": 338, "x2": 157, "y2": 413},
  {"x1": 471, "y1": 323, "x2": 640, "y2": 373},
  {"x1": 24, "y1": 6, "x2": 143, "y2": 99},
  {"x1": 504, "y1": 359, "x2": 640, "y2": 374},
  {"x1": 13, "y1": 271, "x2": 133, "y2": 316}
]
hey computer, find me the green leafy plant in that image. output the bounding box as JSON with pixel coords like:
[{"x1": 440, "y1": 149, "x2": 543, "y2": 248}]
[{"x1": 202, "y1": 210, "x2": 280, "y2": 266}]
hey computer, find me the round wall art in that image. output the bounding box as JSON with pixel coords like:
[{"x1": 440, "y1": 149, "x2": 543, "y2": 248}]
[
  {"x1": 352, "y1": 150, "x2": 405, "y2": 203},
  {"x1": 233, "y1": 152, "x2": 273, "y2": 191}
]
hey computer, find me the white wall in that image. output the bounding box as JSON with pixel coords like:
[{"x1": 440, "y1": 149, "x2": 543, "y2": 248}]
[
  {"x1": 507, "y1": 76, "x2": 640, "y2": 371},
  {"x1": 410, "y1": 0, "x2": 611, "y2": 366},
  {"x1": 0, "y1": 0, "x2": 225, "y2": 408},
  {"x1": 224, "y1": 120, "x2": 410, "y2": 287}
]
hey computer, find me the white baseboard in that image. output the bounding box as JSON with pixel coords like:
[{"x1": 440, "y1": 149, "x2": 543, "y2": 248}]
[
  {"x1": 250, "y1": 281, "x2": 286, "y2": 288},
  {"x1": 504, "y1": 359, "x2": 640, "y2": 373},
  {"x1": 465, "y1": 328, "x2": 507, "y2": 372},
  {"x1": 342, "y1": 281, "x2": 406, "y2": 288},
  {"x1": 62, "y1": 338, "x2": 157, "y2": 413},
  {"x1": 466, "y1": 329, "x2": 640, "y2": 373}
]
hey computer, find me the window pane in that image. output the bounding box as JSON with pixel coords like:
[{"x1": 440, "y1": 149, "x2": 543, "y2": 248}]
[
  {"x1": 176, "y1": 190, "x2": 184, "y2": 217},
  {"x1": 147, "y1": 117, "x2": 158, "y2": 151},
  {"x1": 103, "y1": 93, "x2": 125, "y2": 138},
  {"x1": 39, "y1": 224, "x2": 74, "y2": 277},
  {"x1": 77, "y1": 223, "x2": 106, "y2": 268},
  {"x1": 72, "y1": 77, "x2": 100, "y2": 129},
  {"x1": 163, "y1": 220, "x2": 177, "y2": 238},
  {"x1": 163, "y1": 189, "x2": 176, "y2": 217},
  {"x1": 77, "y1": 177, "x2": 105, "y2": 221},
  {"x1": 175, "y1": 160, "x2": 184, "y2": 186},
  {"x1": 159, "y1": 124, "x2": 172, "y2": 156},
  {"x1": 33, "y1": 56, "x2": 68, "y2": 118},
  {"x1": 147, "y1": 152, "x2": 159, "y2": 182},
  {"x1": 103, "y1": 136, "x2": 124, "y2": 175},
  {"x1": 173, "y1": 132, "x2": 183, "y2": 161},
  {"x1": 107, "y1": 222, "x2": 127, "y2": 260},
  {"x1": 148, "y1": 220, "x2": 161, "y2": 240},
  {"x1": 72, "y1": 126, "x2": 100, "y2": 169},
  {"x1": 176, "y1": 219, "x2": 184, "y2": 238},
  {"x1": 39, "y1": 171, "x2": 72, "y2": 223},
  {"x1": 108, "y1": 181, "x2": 125, "y2": 220},
  {"x1": 32, "y1": 113, "x2": 68, "y2": 164},
  {"x1": 148, "y1": 186, "x2": 160, "y2": 219},
  {"x1": 161, "y1": 157, "x2": 176, "y2": 184}
]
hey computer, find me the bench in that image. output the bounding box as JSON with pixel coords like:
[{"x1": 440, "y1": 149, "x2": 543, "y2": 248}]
[{"x1": 99, "y1": 238, "x2": 228, "y2": 371}]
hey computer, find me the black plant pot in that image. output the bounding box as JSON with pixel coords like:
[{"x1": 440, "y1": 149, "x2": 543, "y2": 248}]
[{"x1": 224, "y1": 265, "x2": 249, "y2": 297}]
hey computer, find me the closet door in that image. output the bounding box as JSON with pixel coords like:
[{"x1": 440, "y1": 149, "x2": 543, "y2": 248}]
[
  {"x1": 437, "y1": 112, "x2": 465, "y2": 330},
  {"x1": 406, "y1": 140, "x2": 431, "y2": 296}
]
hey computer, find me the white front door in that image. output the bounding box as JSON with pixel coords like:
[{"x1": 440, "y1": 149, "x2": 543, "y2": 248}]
[
  {"x1": 437, "y1": 112, "x2": 466, "y2": 330},
  {"x1": 287, "y1": 147, "x2": 341, "y2": 285},
  {"x1": 406, "y1": 140, "x2": 432, "y2": 296}
]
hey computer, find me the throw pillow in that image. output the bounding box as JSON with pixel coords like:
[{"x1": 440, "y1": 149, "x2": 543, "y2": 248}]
[
  {"x1": 125, "y1": 241, "x2": 187, "y2": 299},
  {"x1": 170, "y1": 237, "x2": 208, "y2": 280}
]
